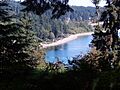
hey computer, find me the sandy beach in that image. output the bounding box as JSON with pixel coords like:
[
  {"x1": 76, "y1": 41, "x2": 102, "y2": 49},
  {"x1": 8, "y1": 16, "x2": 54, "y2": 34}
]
[{"x1": 41, "y1": 32, "x2": 94, "y2": 48}]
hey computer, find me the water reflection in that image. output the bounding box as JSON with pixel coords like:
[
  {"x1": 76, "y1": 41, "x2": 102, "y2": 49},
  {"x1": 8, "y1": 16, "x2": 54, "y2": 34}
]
[
  {"x1": 45, "y1": 35, "x2": 93, "y2": 63},
  {"x1": 45, "y1": 31, "x2": 120, "y2": 64}
]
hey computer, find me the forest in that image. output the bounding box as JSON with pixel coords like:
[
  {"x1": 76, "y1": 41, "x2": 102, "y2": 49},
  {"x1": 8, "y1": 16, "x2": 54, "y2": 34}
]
[
  {"x1": 9, "y1": 1, "x2": 95, "y2": 42},
  {"x1": 0, "y1": 0, "x2": 120, "y2": 90}
]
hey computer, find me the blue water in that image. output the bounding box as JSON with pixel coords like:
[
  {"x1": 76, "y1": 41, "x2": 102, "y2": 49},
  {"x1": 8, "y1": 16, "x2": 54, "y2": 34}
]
[
  {"x1": 45, "y1": 35, "x2": 92, "y2": 63},
  {"x1": 45, "y1": 31, "x2": 120, "y2": 63}
]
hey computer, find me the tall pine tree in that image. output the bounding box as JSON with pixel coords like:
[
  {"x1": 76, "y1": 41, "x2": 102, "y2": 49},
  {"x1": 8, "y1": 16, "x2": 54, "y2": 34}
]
[
  {"x1": 90, "y1": 0, "x2": 120, "y2": 70},
  {"x1": 0, "y1": 1, "x2": 44, "y2": 77}
]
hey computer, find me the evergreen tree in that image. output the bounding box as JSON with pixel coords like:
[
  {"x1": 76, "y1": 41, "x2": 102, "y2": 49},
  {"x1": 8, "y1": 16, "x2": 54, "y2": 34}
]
[
  {"x1": 90, "y1": 0, "x2": 120, "y2": 70},
  {"x1": 0, "y1": 1, "x2": 44, "y2": 77},
  {"x1": 91, "y1": 0, "x2": 120, "y2": 51}
]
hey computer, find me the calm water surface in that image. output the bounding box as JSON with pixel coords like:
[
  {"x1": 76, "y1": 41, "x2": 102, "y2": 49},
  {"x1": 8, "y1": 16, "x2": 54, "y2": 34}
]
[
  {"x1": 45, "y1": 31, "x2": 120, "y2": 64},
  {"x1": 45, "y1": 30, "x2": 120, "y2": 63},
  {"x1": 45, "y1": 35, "x2": 92, "y2": 63}
]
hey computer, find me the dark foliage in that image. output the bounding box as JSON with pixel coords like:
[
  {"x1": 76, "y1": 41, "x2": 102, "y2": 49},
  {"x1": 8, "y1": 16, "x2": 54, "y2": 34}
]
[
  {"x1": 0, "y1": 1, "x2": 44, "y2": 78},
  {"x1": 91, "y1": 0, "x2": 120, "y2": 51},
  {"x1": 21, "y1": 0, "x2": 73, "y2": 19}
]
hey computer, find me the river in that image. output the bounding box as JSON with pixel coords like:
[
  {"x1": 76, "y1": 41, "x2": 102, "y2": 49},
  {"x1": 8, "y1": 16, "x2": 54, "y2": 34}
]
[
  {"x1": 45, "y1": 35, "x2": 92, "y2": 63},
  {"x1": 45, "y1": 31, "x2": 120, "y2": 64}
]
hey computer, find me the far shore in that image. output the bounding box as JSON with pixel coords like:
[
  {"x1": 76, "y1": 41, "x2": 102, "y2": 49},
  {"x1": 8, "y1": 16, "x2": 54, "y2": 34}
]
[{"x1": 41, "y1": 32, "x2": 94, "y2": 48}]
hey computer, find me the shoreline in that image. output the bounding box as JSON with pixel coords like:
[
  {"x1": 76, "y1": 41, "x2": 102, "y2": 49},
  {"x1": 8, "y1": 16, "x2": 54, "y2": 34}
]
[{"x1": 41, "y1": 32, "x2": 94, "y2": 48}]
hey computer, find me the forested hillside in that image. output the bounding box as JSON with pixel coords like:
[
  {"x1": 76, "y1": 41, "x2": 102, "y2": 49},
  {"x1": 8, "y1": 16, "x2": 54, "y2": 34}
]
[
  {"x1": 61, "y1": 6, "x2": 96, "y2": 21},
  {"x1": 10, "y1": 1, "x2": 96, "y2": 42},
  {"x1": 31, "y1": 6, "x2": 96, "y2": 42}
]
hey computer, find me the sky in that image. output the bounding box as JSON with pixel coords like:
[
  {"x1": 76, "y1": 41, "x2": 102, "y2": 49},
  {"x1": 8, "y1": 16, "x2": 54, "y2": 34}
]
[
  {"x1": 14, "y1": 0, "x2": 106, "y2": 7},
  {"x1": 68, "y1": 0, "x2": 106, "y2": 7}
]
